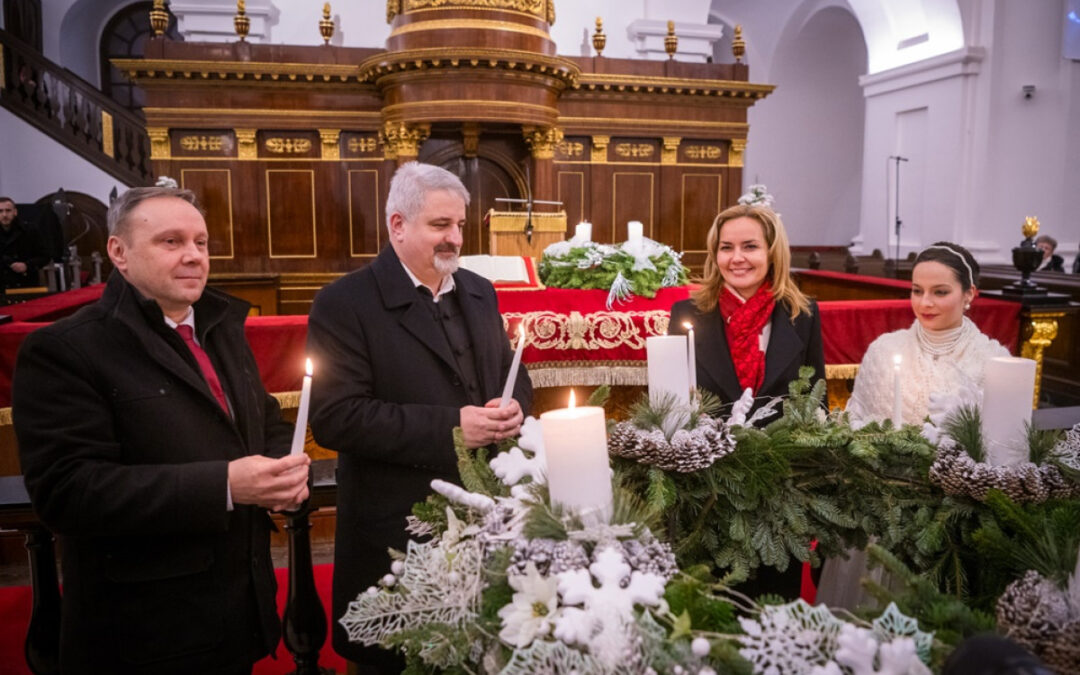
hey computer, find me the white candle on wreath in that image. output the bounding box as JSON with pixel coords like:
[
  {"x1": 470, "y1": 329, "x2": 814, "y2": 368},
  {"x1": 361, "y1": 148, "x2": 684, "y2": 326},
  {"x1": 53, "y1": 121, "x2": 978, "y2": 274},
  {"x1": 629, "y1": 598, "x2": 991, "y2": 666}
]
[
  {"x1": 500, "y1": 324, "x2": 526, "y2": 409},
  {"x1": 982, "y1": 356, "x2": 1037, "y2": 467},
  {"x1": 574, "y1": 221, "x2": 592, "y2": 243},
  {"x1": 647, "y1": 335, "x2": 690, "y2": 407},
  {"x1": 683, "y1": 322, "x2": 697, "y2": 399},
  {"x1": 290, "y1": 358, "x2": 313, "y2": 456},
  {"x1": 627, "y1": 220, "x2": 644, "y2": 243},
  {"x1": 540, "y1": 390, "x2": 613, "y2": 520},
  {"x1": 892, "y1": 354, "x2": 903, "y2": 426}
]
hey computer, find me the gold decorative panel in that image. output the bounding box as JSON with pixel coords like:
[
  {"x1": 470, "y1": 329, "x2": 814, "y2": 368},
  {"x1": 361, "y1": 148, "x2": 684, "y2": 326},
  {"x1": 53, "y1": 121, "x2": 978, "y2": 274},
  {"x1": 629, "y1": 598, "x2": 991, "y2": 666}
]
[
  {"x1": 260, "y1": 132, "x2": 319, "y2": 158},
  {"x1": 611, "y1": 139, "x2": 659, "y2": 162},
  {"x1": 682, "y1": 144, "x2": 724, "y2": 162},
  {"x1": 555, "y1": 137, "x2": 587, "y2": 161},
  {"x1": 181, "y1": 169, "x2": 235, "y2": 259},
  {"x1": 173, "y1": 130, "x2": 235, "y2": 158},
  {"x1": 266, "y1": 170, "x2": 318, "y2": 258}
]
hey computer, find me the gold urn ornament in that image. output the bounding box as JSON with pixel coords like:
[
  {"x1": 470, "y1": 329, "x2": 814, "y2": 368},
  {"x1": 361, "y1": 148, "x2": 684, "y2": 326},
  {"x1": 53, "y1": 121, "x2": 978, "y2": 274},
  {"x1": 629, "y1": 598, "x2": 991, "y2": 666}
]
[
  {"x1": 149, "y1": 0, "x2": 169, "y2": 38},
  {"x1": 234, "y1": 0, "x2": 250, "y2": 42},
  {"x1": 319, "y1": 3, "x2": 334, "y2": 44},
  {"x1": 592, "y1": 17, "x2": 607, "y2": 57},
  {"x1": 732, "y1": 24, "x2": 746, "y2": 63},
  {"x1": 1022, "y1": 216, "x2": 1040, "y2": 239},
  {"x1": 664, "y1": 20, "x2": 678, "y2": 59}
]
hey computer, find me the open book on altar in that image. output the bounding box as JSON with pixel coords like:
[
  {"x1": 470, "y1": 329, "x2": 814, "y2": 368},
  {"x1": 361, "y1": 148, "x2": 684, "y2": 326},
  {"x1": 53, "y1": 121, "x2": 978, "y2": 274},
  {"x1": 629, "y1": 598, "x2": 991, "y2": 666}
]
[{"x1": 458, "y1": 255, "x2": 541, "y2": 289}]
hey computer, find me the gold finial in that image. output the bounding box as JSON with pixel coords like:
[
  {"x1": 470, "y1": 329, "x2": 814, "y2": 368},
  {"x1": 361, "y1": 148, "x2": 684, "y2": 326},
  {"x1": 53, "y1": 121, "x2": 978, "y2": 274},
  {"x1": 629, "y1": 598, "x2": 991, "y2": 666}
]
[
  {"x1": 149, "y1": 0, "x2": 169, "y2": 38},
  {"x1": 732, "y1": 24, "x2": 746, "y2": 63},
  {"x1": 1022, "y1": 216, "x2": 1040, "y2": 239},
  {"x1": 592, "y1": 17, "x2": 607, "y2": 56},
  {"x1": 234, "y1": 0, "x2": 250, "y2": 42},
  {"x1": 664, "y1": 20, "x2": 678, "y2": 60},
  {"x1": 319, "y1": 3, "x2": 334, "y2": 44}
]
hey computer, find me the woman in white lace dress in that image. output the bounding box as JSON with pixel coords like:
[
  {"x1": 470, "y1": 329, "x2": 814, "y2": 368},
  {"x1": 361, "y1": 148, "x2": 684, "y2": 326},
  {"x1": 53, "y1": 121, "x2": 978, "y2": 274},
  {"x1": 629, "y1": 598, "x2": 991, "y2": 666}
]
[
  {"x1": 819, "y1": 242, "x2": 1009, "y2": 609},
  {"x1": 844, "y1": 242, "x2": 1009, "y2": 426}
]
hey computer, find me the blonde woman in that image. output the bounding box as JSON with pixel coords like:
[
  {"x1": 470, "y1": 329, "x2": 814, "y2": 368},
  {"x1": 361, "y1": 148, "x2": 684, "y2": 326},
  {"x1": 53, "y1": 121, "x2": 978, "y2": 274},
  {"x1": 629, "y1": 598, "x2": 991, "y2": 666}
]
[{"x1": 670, "y1": 203, "x2": 824, "y2": 420}]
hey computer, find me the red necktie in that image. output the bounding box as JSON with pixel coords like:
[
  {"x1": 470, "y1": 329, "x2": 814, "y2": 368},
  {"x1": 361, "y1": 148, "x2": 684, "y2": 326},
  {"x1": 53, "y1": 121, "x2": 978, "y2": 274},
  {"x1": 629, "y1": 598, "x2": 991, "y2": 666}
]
[{"x1": 175, "y1": 324, "x2": 231, "y2": 416}]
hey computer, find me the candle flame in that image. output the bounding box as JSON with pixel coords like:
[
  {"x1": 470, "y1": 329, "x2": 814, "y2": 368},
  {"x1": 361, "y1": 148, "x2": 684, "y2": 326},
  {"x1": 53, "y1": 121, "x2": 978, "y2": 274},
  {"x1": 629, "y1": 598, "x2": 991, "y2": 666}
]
[
  {"x1": 893, "y1": 354, "x2": 902, "y2": 367},
  {"x1": 518, "y1": 323, "x2": 525, "y2": 339},
  {"x1": 682, "y1": 321, "x2": 693, "y2": 332},
  {"x1": 568, "y1": 390, "x2": 576, "y2": 409},
  {"x1": 305, "y1": 358, "x2": 314, "y2": 376}
]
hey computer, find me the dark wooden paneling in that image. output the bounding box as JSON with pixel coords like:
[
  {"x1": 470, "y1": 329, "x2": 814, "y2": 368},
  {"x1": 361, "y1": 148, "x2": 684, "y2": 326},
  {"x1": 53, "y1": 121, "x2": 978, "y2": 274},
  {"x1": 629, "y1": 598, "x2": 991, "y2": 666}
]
[
  {"x1": 266, "y1": 170, "x2": 317, "y2": 258},
  {"x1": 181, "y1": 168, "x2": 234, "y2": 258},
  {"x1": 679, "y1": 172, "x2": 722, "y2": 253},
  {"x1": 611, "y1": 171, "x2": 655, "y2": 243},
  {"x1": 557, "y1": 170, "x2": 586, "y2": 229},
  {"x1": 348, "y1": 169, "x2": 381, "y2": 256}
]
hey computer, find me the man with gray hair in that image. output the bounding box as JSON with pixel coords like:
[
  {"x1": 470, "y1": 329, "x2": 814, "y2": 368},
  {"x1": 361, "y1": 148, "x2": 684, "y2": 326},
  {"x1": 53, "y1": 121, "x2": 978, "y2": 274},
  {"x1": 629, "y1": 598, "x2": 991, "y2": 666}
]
[
  {"x1": 308, "y1": 161, "x2": 532, "y2": 673},
  {"x1": 13, "y1": 186, "x2": 310, "y2": 673}
]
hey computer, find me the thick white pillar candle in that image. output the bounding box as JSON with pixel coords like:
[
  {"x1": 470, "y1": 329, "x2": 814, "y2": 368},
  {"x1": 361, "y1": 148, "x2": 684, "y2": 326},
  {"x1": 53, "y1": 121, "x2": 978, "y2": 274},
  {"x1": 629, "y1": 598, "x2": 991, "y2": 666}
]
[
  {"x1": 500, "y1": 324, "x2": 526, "y2": 408},
  {"x1": 290, "y1": 358, "x2": 313, "y2": 455},
  {"x1": 892, "y1": 354, "x2": 903, "y2": 425},
  {"x1": 982, "y1": 356, "x2": 1037, "y2": 466},
  {"x1": 574, "y1": 221, "x2": 592, "y2": 242},
  {"x1": 683, "y1": 322, "x2": 697, "y2": 399},
  {"x1": 540, "y1": 391, "x2": 612, "y2": 520},
  {"x1": 646, "y1": 335, "x2": 690, "y2": 407},
  {"x1": 627, "y1": 220, "x2": 644, "y2": 242}
]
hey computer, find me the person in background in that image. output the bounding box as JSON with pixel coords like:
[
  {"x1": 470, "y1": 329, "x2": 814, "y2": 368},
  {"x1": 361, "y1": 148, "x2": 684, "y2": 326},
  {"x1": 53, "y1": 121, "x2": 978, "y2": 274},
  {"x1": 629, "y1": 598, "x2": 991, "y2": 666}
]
[
  {"x1": 1034, "y1": 234, "x2": 1065, "y2": 272},
  {"x1": 307, "y1": 161, "x2": 532, "y2": 674},
  {"x1": 0, "y1": 196, "x2": 43, "y2": 289},
  {"x1": 13, "y1": 186, "x2": 310, "y2": 674}
]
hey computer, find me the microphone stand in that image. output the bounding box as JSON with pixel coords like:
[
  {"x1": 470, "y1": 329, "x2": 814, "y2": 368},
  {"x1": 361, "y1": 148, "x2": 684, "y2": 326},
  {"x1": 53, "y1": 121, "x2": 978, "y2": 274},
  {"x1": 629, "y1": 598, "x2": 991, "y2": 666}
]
[{"x1": 889, "y1": 155, "x2": 908, "y2": 276}]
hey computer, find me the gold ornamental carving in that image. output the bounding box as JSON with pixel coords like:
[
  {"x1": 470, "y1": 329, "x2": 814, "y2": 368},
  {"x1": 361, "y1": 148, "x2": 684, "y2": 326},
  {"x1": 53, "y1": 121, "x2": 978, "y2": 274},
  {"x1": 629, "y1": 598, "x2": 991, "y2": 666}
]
[
  {"x1": 101, "y1": 111, "x2": 114, "y2": 159},
  {"x1": 661, "y1": 137, "x2": 680, "y2": 165},
  {"x1": 729, "y1": 138, "x2": 746, "y2": 167},
  {"x1": 614, "y1": 143, "x2": 654, "y2": 159},
  {"x1": 1022, "y1": 216, "x2": 1040, "y2": 239},
  {"x1": 235, "y1": 128, "x2": 257, "y2": 160},
  {"x1": 234, "y1": 1, "x2": 250, "y2": 41},
  {"x1": 684, "y1": 145, "x2": 722, "y2": 160},
  {"x1": 147, "y1": 126, "x2": 171, "y2": 160},
  {"x1": 732, "y1": 24, "x2": 746, "y2": 63},
  {"x1": 265, "y1": 137, "x2": 313, "y2": 154},
  {"x1": 592, "y1": 17, "x2": 606, "y2": 56},
  {"x1": 319, "y1": 3, "x2": 334, "y2": 45},
  {"x1": 1020, "y1": 313, "x2": 1061, "y2": 408},
  {"x1": 149, "y1": 0, "x2": 168, "y2": 38},
  {"x1": 501, "y1": 310, "x2": 669, "y2": 352},
  {"x1": 523, "y1": 126, "x2": 564, "y2": 159},
  {"x1": 397, "y1": 0, "x2": 553, "y2": 24},
  {"x1": 179, "y1": 135, "x2": 225, "y2": 152},
  {"x1": 380, "y1": 121, "x2": 430, "y2": 159},
  {"x1": 556, "y1": 139, "x2": 584, "y2": 159},
  {"x1": 318, "y1": 129, "x2": 341, "y2": 160},
  {"x1": 664, "y1": 20, "x2": 678, "y2": 59},
  {"x1": 346, "y1": 137, "x2": 379, "y2": 154},
  {"x1": 591, "y1": 135, "x2": 610, "y2": 163}
]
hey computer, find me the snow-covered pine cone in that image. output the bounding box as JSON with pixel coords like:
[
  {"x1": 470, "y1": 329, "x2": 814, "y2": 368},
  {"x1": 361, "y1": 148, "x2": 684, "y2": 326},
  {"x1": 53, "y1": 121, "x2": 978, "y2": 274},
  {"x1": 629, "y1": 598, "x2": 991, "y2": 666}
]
[
  {"x1": 621, "y1": 538, "x2": 678, "y2": 581},
  {"x1": 548, "y1": 540, "x2": 589, "y2": 575},
  {"x1": 996, "y1": 570, "x2": 1072, "y2": 659},
  {"x1": 930, "y1": 440, "x2": 1075, "y2": 503},
  {"x1": 508, "y1": 538, "x2": 555, "y2": 576},
  {"x1": 608, "y1": 418, "x2": 734, "y2": 473},
  {"x1": 1040, "y1": 621, "x2": 1080, "y2": 673}
]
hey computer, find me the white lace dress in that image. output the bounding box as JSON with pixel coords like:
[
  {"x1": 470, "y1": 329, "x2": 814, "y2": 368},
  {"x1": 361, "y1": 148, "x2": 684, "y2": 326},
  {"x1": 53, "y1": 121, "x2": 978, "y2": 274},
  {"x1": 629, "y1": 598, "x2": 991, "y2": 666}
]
[
  {"x1": 818, "y1": 317, "x2": 1009, "y2": 609},
  {"x1": 845, "y1": 317, "x2": 1009, "y2": 427}
]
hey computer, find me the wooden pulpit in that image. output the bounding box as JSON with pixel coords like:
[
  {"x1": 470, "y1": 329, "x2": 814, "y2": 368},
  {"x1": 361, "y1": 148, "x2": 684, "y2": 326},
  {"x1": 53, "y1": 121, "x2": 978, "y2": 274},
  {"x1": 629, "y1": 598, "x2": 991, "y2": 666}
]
[{"x1": 487, "y1": 210, "x2": 567, "y2": 258}]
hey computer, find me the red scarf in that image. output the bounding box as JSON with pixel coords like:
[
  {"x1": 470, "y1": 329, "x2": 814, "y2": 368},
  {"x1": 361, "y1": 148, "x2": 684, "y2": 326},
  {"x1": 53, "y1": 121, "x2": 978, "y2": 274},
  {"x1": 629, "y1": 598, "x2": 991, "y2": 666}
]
[{"x1": 719, "y1": 283, "x2": 775, "y2": 394}]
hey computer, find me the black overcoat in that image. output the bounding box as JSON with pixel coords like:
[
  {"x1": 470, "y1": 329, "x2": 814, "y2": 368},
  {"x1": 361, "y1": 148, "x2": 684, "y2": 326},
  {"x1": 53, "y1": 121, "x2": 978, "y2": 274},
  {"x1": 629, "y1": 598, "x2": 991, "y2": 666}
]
[
  {"x1": 306, "y1": 245, "x2": 532, "y2": 664},
  {"x1": 13, "y1": 273, "x2": 292, "y2": 674}
]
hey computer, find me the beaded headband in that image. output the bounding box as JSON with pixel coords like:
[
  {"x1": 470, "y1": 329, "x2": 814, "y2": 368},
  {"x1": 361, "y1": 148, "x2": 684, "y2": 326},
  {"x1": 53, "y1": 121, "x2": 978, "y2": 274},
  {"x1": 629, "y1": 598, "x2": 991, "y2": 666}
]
[{"x1": 921, "y1": 245, "x2": 975, "y2": 288}]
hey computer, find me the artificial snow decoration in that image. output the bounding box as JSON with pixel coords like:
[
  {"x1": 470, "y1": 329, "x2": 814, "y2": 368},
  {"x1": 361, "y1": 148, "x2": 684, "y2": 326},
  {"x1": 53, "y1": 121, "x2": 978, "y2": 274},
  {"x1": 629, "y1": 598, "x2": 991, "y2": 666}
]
[
  {"x1": 811, "y1": 624, "x2": 931, "y2": 675},
  {"x1": 691, "y1": 637, "x2": 710, "y2": 657},
  {"x1": 737, "y1": 184, "x2": 775, "y2": 208},
  {"x1": 871, "y1": 603, "x2": 934, "y2": 664},
  {"x1": 498, "y1": 562, "x2": 561, "y2": 648},
  {"x1": 155, "y1": 175, "x2": 179, "y2": 188},
  {"x1": 737, "y1": 599, "x2": 843, "y2": 674},
  {"x1": 431, "y1": 478, "x2": 496, "y2": 512}
]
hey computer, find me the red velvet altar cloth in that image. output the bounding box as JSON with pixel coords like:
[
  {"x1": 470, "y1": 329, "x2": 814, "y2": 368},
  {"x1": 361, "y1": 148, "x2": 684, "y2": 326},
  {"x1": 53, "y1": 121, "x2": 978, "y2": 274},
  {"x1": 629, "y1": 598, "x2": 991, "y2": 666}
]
[
  {"x1": 2, "y1": 284, "x2": 105, "y2": 322},
  {"x1": 0, "y1": 286, "x2": 1022, "y2": 406}
]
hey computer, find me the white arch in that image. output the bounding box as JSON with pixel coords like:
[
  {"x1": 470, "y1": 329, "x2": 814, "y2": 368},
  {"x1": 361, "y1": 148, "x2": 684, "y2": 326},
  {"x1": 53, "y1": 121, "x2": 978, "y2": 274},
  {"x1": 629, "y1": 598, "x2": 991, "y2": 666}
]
[
  {"x1": 58, "y1": 0, "x2": 136, "y2": 87},
  {"x1": 845, "y1": 0, "x2": 964, "y2": 73}
]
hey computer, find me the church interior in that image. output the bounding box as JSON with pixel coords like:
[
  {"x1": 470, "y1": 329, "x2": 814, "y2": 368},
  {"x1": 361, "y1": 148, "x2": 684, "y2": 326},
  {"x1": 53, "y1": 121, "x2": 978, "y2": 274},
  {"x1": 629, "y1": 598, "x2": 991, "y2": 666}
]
[{"x1": 1, "y1": 0, "x2": 1079, "y2": 673}]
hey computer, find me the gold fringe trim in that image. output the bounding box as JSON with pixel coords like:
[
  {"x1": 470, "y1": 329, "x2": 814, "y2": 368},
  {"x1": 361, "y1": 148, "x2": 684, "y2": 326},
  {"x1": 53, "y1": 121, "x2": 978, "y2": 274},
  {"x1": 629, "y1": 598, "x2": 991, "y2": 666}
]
[
  {"x1": 825, "y1": 363, "x2": 859, "y2": 381},
  {"x1": 527, "y1": 365, "x2": 646, "y2": 388},
  {"x1": 0, "y1": 407, "x2": 11, "y2": 426},
  {"x1": 273, "y1": 390, "x2": 301, "y2": 410}
]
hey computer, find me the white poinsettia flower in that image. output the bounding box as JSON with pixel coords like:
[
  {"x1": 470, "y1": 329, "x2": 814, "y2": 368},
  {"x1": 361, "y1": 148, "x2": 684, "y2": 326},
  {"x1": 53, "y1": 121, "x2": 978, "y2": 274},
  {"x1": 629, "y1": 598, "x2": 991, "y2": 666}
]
[{"x1": 497, "y1": 562, "x2": 560, "y2": 648}]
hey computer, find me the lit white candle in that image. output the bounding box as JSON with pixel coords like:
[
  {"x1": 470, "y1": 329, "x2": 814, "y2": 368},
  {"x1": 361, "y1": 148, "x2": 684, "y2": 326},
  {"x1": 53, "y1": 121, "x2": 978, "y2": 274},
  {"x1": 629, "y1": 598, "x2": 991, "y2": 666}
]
[
  {"x1": 627, "y1": 220, "x2": 644, "y2": 243},
  {"x1": 982, "y1": 356, "x2": 1037, "y2": 466},
  {"x1": 290, "y1": 358, "x2": 313, "y2": 455},
  {"x1": 574, "y1": 221, "x2": 592, "y2": 243},
  {"x1": 646, "y1": 335, "x2": 690, "y2": 407},
  {"x1": 683, "y1": 322, "x2": 697, "y2": 400},
  {"x1": 500, "y1": 324, "x2": 526, "y2": 408},
  {"x1": 892, "y1": 354, "x2": 903, "y2": 426},
  {"x1": 540, "y1": 390, "x2": 613, "y2": 520}
]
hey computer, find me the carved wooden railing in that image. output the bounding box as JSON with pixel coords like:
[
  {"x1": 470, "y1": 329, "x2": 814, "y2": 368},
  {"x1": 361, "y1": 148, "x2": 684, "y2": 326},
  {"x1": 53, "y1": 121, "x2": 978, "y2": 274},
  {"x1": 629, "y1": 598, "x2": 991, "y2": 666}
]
[{"x1": 0, "y1": 28, "x2": 152, "y2": 187}]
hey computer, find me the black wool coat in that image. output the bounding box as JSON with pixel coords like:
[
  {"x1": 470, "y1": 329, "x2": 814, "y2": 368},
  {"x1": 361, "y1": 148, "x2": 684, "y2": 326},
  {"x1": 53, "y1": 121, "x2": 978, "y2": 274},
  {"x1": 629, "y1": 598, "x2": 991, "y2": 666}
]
[
  {"x1": 669, "y1": 296, "x2": 825, "y2": 419},
  {"x1": 306, "y1": 245, "x2": 532, "y2": 664},
  {"x1": 13, "y1": 273, "x2": 292, "y2": 674}
]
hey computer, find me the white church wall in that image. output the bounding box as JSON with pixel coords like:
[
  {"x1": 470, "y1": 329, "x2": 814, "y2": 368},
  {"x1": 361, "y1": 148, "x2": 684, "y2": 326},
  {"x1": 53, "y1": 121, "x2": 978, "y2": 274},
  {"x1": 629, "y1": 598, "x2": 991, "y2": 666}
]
[{"x1": 0, "y1": 107, "x2": 127, "y2": 205}]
